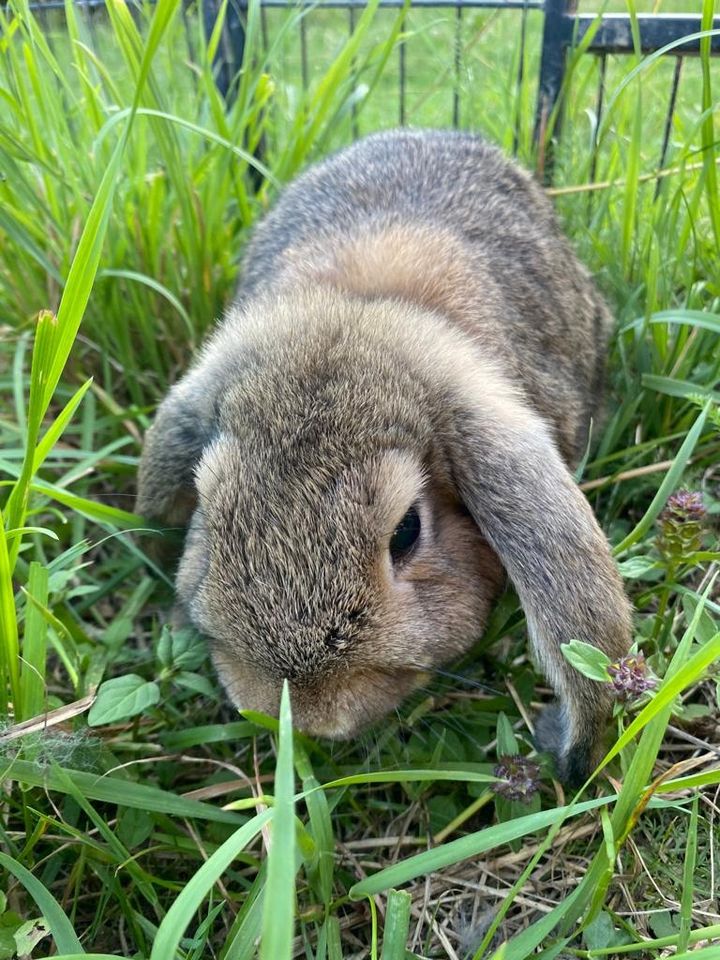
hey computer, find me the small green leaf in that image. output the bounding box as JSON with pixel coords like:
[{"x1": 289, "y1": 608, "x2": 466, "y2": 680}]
[
  {"x1": 156, "y1": 624, "x2": 173, "y2": 669},
  {"x1": 171, "y1": 627, "x2": 208, "y2": 670},
  {"x1": 677, "y1": 703, "x2": 711, "y2": 721},
  {"x1": 496, "y1": 712, "x2": 519, "y2": 755},
  {"x1": 117, "y1": 807, "x2": 155, "y2": 849},
  {"x1": 174, "y1": 671, "x2": 217, "y2": 697},
  {"x1": 0, "y1": 911, "x2": 21, "y2": 960},
  {"x1": 583, "y1": 910, "x2": 616, "y2": 950},
  {"x1": 561, "y1": 639, "x2": 612, "y2": 681},
  {"x1": 649, "y1": 910, "x2": 681, "y2": 939},
  {"x1": 0, "y1": 927, "x2": 16, "y2": 960},
  {"x1": 88, "y1": 675, "x2": 160, "y2": 726},
  {"x1": 617, "y1": 556, "x2": 661, "y2": 580}
]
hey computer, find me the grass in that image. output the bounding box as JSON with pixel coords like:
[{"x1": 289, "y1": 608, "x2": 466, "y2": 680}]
[{"x1": 1, "y1": 0, "x2": 720, "y2": 957}]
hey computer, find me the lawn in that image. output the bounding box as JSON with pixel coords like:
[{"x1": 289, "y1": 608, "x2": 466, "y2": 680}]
[{"x1": 1, "y1": 0, "x2": 720, "y2": 957}]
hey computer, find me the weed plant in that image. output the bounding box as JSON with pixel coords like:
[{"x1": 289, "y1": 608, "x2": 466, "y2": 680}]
[{"x1": 0, "y1": 0, "x2": 720, "y2": 957}]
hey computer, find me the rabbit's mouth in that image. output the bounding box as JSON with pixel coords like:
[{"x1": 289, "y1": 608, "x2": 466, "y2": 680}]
[
  {"x1": 213, "y1": 653, "x2": 429, "y2": 739},
  {"x1": 295, "y1": 667, "x2": 433, "y2": 740}
]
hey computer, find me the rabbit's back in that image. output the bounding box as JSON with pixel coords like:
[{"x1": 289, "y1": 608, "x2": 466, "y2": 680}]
[
  {"x1": 241, "y1": 130, "x2": 552, "y2": 286},
  {"x1": 238, "y1": 129, "x2": 612, "y2": 464}
]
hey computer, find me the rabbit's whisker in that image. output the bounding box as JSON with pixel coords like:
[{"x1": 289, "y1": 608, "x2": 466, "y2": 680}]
[{"x1": 429, "y1": 668, "x2": 502, "y2": 696}]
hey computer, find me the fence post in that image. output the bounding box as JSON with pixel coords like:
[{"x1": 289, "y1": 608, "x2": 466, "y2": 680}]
[
  {"x1": 534, "y1": 0, "x2": 574, "y2": 182},
  {"x1": 203, "y1": 0, "x2": 247, "y2": 99}
]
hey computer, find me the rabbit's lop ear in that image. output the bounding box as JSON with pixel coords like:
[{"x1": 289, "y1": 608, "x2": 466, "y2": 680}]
[
  {"x1": 136, "y1": 369, "x2": 220, "y2": 528},
  {"x1": 445, "y1": 376, "x2": 632, "y2": 786}
]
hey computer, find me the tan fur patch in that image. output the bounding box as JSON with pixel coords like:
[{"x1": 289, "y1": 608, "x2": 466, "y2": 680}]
[{"x1": 283, "y1": 224, "x2": 484, "y2": 336}]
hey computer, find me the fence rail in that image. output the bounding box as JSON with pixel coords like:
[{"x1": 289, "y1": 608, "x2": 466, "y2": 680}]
[{"x1": 537, "y1": 4, "x2": 719, "y2": 155}]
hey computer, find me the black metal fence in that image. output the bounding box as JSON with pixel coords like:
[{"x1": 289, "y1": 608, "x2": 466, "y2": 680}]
[
  {"x1": 21, "y1": 0, "x2": 720, "y2": 180},
  {"x1": 537, "y1": 4, "x2": 720, "y2": 173},
  {"x1": 196, "y1": 2, "x2": 720, "y2": 137},
  {"x1": 193, "y1": 0, "x2": 545, "y2": 144}
]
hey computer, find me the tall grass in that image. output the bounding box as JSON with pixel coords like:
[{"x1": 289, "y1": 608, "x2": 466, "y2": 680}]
[{"x1": 1, "y1": 0, "x2": 720, "y2": 957}]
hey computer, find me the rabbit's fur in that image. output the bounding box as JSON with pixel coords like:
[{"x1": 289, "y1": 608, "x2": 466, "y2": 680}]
[{"x1": 137, "y1": 129, "x2": 632, "y2": 785}]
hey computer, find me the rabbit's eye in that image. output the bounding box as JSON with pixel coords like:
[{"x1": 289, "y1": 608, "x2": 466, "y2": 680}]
[{"x1": 390, "y1": 505, "x2": 421, "y2": 564}]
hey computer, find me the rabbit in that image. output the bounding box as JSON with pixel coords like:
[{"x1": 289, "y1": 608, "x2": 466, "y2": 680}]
[{"x1": 137, "y1": 129, "x2": 633, "y2": 786}]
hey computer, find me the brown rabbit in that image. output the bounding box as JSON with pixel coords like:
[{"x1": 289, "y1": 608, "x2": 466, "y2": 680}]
[{"x1": 137, "y1": 129, "x2": 632, "y2": 786}]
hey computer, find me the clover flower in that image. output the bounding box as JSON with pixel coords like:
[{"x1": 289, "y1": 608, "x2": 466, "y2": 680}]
[
  {"x1": 657, "y1": 490, "x2": 707, "y2": 560},
  {"x1": 607, "y1": 650, "x2": 657, "y2": 701},
  {"x1": 492, "y1": 754, "x2": 541, "y2": 802}
]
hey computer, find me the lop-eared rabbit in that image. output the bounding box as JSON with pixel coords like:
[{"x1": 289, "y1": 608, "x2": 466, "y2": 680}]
[{"x1": 138, "y1": 129, "x2": 632, "y2": 785}]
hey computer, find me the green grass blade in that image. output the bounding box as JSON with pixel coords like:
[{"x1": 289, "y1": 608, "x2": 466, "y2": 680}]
[
  {"x1": 672, "y1": 948, "x2": 720, "y2": 960},
  {"x1": 641, "y1": 374, "x2": 720, "y2": 403},
  {"x1": 620, "y1": 2, "x2": 642, "y2": 277},
  {"x1": 380, "y1": 889, "x2": 412, "y2": 960},
  {"x1": 19, "y1": 560, "x2": 48, "y2": 720},
  {"x1": 41, "y1": 138, "x2": 126, "y2": 435},
  {"x1": 0, "y1": 851, "x2": 84, "y2": 954},
  {"x1": 5, "y1": 759, "x2": 246, "y2": 824},
  {"x1": 326, "y1": 916, "x2": 343, "y2": 960},
  {"x1": 53, "y1": 764, "x2": 163, "y2": 914},
  {"x1": 149, "y1": 808, "x2": 273, "y2": 960},
  {"x1": 4, "y1": 310, "x2": 60, "y2": 566},
  {"x1": 583, "y1": 923, "x2": 720, "y2": 956},
  {"x1": 42, "y1": 0, "x2": 183, "y2": 412},
  {"x1": 162, "y1": 721, "x2": 260, "y2": 751},
  {"x1": 98, "y1": 269, "x2": 193, "y2": 338},
  {"x1": 3, "y1": 0, "x2": 183, "y2": 576},
  {"x1": 700, "y1": 0, "x2": 720, "y2": 248},
  {"x1": 678, "y1": 795, "x2": 699, "y2": 952},
  {"x1": 320, "y1": 769, "x2": 496, "y2": 789},
  {"x1": 0, "y1": 505, "x2": 20, "y2": 714},
  {"x1": 349, "y1": 796, "x2": 613, "y2": 898},
  {"x1": 620, "y1": 309, "x2": 720, "y2": 337},
  {"x1": 656, "y1": 770, "x2": 720, "y2": 792},
  {"x1": 596, "y1": 28, "x2": 720, "y2": 143},
  {"x1": 93, "y1": 107, "x2": 277, "y2": 183},
  {"x1": 486, "y1": 886, "x2": 582, "y2": 960},
  {"x1": 32, "y1": 377, "x2": 94, "y2": 475},
  {"x1": 220, "y1": 865, "x2": 267, "y2": 960},
  {"x1": 294, "y1": 743, "x2": 334, "y2": 909},
  {"x1": 29, "y1": 481, "x2": 141, "y2": 527},
  {"x1": 260, "y1": 680, "x2": 296, "y2": 960},
  {"x1": 49, "y1": 956, "x2": 121, "y2": 959}
]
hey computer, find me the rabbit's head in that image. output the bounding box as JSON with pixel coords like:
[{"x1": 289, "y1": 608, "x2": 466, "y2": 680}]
[
  {"x1": 181, "y1": 426, "x2": 506, "y2": 738},
  {"x1": 169, "y1": 292, "x2": 505, "y2": 737},
  {"x1": 138, "y1": 288, "x2": 631, "y2": 782}
]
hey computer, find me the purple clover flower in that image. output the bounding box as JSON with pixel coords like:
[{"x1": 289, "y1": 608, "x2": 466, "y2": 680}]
[
  {"x1": 607, "y1": 650, "x2": 657, "y2": 702},
  {"x1": 492, "y1": 755, "x2": 541, "y2": 802}
]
